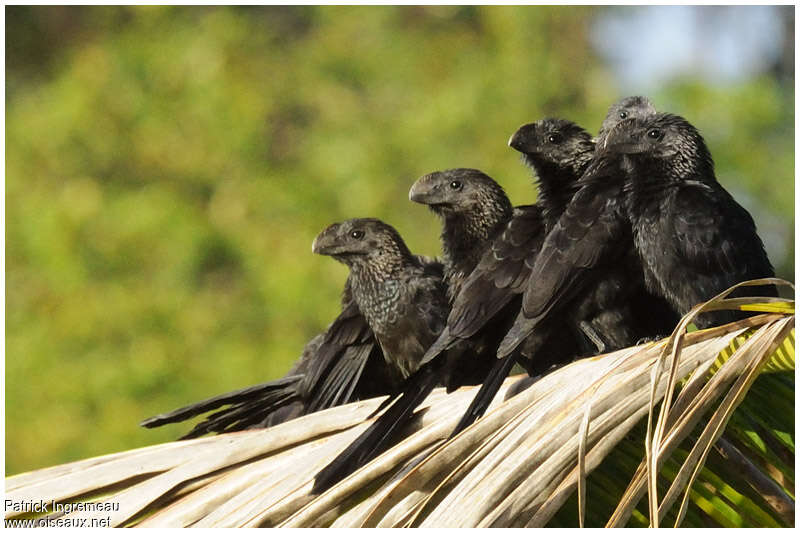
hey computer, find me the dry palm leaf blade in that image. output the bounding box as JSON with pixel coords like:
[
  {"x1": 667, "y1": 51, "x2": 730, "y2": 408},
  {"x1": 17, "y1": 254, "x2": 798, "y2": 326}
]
[{"x1": 3, "y1": 279, "x2": 793, "y2": 528}]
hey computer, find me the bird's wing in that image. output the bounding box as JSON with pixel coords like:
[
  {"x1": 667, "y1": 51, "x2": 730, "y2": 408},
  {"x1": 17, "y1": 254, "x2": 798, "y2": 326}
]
[
  {"x1": 496, "y1": 176, "x2": 627, "y2": 359},
  {"x1": 522, "y1": 177, "x2": 626, "y2": 319},
  {"x1": 304, "y1": 299, "x2": 375, "y2": 396},
  {"x1": 306, "y1": 342, "x2": 374, "y2": 412},
  {"x1": 177, "y1": 385, "x2": 303, "y2": 439},
  {"x1": 447, "y1": 205, "x2": 545, "y2": 339},
  {"x1": 410, "y1": 270, "x2": 449, "y2": 340},
  {"x1": 323, "y1": 299, "x2": 373, "y2": 346},
  {"x1": 671, "y1": 182, "x2": 768, "y2": 278}
]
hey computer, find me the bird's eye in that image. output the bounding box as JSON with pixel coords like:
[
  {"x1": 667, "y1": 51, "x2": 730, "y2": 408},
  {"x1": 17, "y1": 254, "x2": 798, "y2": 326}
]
[
  {"x1": 647, "y1": 128, "x2": 662, "y2": 140},
  {"x1": 547, "y1": 133, "x2": 563, "y2": 144},
  {"x1": 350, "y1": 230, "x2": 365, "y2": 240},
  {"x1": 618, "y1": 111, "x2": 628, "y2": 120},
  {"x1": 449, "y1": 180, "x2": 462, "y2": 190}
]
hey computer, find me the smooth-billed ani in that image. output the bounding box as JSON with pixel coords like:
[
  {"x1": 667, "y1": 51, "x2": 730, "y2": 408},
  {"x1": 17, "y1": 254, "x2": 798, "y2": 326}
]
[
  {"x1": 607, "y1": 112, "x2": 777, "y2": 326},
  {"x1": 453, "y1": 98, "x2": 678, "y2": 432},
  {"x1": 498, "y1": 111, "x2": 775, "y2": 361},
  {"x1": 312, "y1": 218, "x2": 449, "y2": 380},
  {"x1": 314, "y1": 170, "x2": 517, "y2": 493}
]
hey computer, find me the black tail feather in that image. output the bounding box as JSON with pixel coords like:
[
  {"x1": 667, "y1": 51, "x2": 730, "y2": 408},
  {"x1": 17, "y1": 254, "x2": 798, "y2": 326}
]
[
  {"x1": 177, "y1": 387, "x2": 302, "y2": 439},
  {"x1": 450, "y1": 351, "x2": 519, "y2": 438},
  {"x1": 140, "y1": 375, "x2": 303, "y2": 429},
  {"x1": 312, "y1": 364, "x2": 440, "y2": 494},
  {"x1": 367, "y1": 390, "x2": 401, "y2": 420}
]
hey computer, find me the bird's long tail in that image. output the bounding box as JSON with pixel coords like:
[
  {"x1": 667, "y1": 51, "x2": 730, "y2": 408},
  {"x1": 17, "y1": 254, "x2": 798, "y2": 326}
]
[
  {"x1": 140, "y1": 375, "x2": 303, "y2": 430},
  {"x1": 450, "y1": 351, "x2": 519, "y2": 437},
  {"x1": 313, "y1": 363, "x2": 439, "y2": 494},
  {"x1": 177, "y1": 387, "x2": 303, "y2": 439}
]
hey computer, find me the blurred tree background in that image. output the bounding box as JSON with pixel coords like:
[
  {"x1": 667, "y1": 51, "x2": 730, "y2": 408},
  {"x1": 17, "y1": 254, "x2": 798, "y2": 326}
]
[{"x1": 5, "y1": 5, "x2": 794, "y2": 474}]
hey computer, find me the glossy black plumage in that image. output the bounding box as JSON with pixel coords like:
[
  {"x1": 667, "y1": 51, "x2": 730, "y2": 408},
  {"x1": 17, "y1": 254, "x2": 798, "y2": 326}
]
[
  {"x1": 610, "y1": 113, "x2": 777, "y2": 327},
  {"x1": 497, "y1": 152, "x2": 632, "y2": 358},
  {"x1": 311, "y1": 218, "x2": 448, "y2": 380},
  {"x1": 464, "y1": 97, "x2": 680, "y2": 428},
  {"x1": 498, "y1": 111, "x2": 775, "y2": 361},
  {"x1": 417, "y1": 118, "x2": 614, "y2": 438},
  {"x1": 314, "y1": 170, "x2": 514, "y2": 493},
  {"x1": 424, "y1": 120, "x2": 597, "y2": 375}
]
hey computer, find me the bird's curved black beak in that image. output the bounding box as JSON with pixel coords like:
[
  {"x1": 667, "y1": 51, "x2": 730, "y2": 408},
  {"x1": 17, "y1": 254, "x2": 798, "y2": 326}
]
[
  {"x1": 409, "y1": 172, "x2": 443, "y2": 204},
  {"x1": 602, "y1": 119, "x2": 648, "y2": 154},
  {"x1": 604, "y1": 133, "x2": 649, "y2": 155},
  {"x1": 509, "y1": 123, "x2": 537, "y2": 153},
  {"x1": 312, "y1": 223, "x2": 342, "y2": 255}
]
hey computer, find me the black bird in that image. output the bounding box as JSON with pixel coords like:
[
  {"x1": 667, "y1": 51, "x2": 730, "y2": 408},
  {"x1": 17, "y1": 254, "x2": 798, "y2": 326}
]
[
  {"x1": 593, "y1": 95, "x2": 682, "y2": 341},
  {"x1": 482, "y1": 97, "x2": 662, "y2": 356},
  {"x1": 424, "y1": 120, "x2": 594, "y2": 365},
  {"x1": 314, "y1": 99, "x2": 672, "y2": 490},
  {"x1": 416, "y1": 119, "x2": 606, "y2": 437},
  {"x1": 410, "y1": 168, "x2": 515, "y2": 303},
  {"x1": 509, "y1": 118, "x2": 596, "y2": 228},
  {"x1": 496, "y1": 146, "x2": 635, "y2": 360},
  {"x1": 459, "y1": 98, "x2": 679, "y2": 430},
  {"x1": 498, "y1": 111, "x2": 775, "y2": 360},
  {"x1": 607, "y1": 112, "x2": 777, "y2": 326},
  {"x1": 512, "y1": 99, "x2": 677, "y2": 353},
  {"x1": 313, "y1": 170, "x2": 515, "y2": 493},
  {"x1": 408, "y1": 169, "x2": 520, "y2": 390},
  {"x1": 312, "y1": 218, "x2": 449, "y2": 380}
]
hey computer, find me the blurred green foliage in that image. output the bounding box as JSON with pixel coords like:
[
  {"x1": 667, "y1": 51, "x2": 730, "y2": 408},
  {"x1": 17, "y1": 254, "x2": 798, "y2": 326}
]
[{"x1": 6, "y1": 6, "x2": 793, "y2": 474}]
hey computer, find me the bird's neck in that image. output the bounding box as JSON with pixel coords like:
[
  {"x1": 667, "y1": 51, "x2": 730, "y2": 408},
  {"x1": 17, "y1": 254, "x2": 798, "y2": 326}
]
[
  {"x1": 527, "y1": 152, "x2": 592, "y2": 227},
  {"x1": 350, "y1": 250, "x2": 414, "y2": 286},
  {"x1": 349, "y1": 260, "x2": 409, "y2": 339},
  {"x1": 623, "y1": 157, "x2": 705, "y2": 222},
  {"x1": 535, "y1": 169, "x2": 581, "y2": 227},
  {"x1": 441, "y1": 206, "x2": 508, "y2": 277}
]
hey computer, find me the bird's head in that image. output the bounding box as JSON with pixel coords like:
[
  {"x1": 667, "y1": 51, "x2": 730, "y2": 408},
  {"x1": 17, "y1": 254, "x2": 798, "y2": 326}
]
[
  {"x1": 603, "y1": 113, "x2": 715, "y2": 180},
  {"x1": 509, "y1": 118, "x2": 594, "y2": 184},
  {"x1": 509, "y1": 118, "x2": 594, "y2": 161},
  {"x1": 409, "y1": 168, "x2": 511, "y2": 217},
  {"x1": 312, "y1": 218, "x2": 412, "y2": 268},
  {"x1": 596, "y1": 95, "x2": 657, "y2": 145}
]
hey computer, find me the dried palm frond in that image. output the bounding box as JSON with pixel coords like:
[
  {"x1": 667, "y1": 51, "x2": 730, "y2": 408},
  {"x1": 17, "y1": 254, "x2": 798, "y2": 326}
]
[{"x1": 4, "y1": 279, "x2": 794, "y2": 527}]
